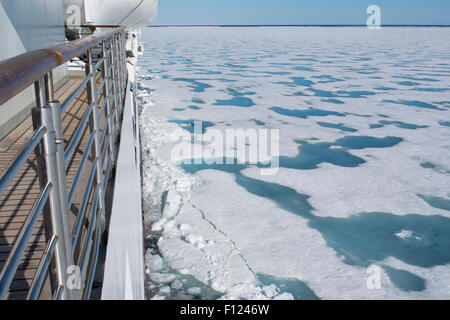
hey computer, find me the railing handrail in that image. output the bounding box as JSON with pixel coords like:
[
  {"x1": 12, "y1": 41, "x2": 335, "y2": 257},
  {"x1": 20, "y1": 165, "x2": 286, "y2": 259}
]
[{"x1": 0, "y1": 27, "x2": 125, "y2": 106}]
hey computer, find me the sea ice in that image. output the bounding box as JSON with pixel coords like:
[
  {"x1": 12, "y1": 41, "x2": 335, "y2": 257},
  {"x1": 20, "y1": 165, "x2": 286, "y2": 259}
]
[
  {"x1": 150, "y1": 273, "x2": 177, "y2": 285},
  {"x1": 146, "y1": 251, "x2": 164, "y2": 272},
  {"x1": 138, "y1": 27, "x2": 450, "y2": 300}
]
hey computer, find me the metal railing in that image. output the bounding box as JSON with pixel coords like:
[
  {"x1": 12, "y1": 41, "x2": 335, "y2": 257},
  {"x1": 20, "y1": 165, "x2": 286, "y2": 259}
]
[{"x1": 0, "y1": 27, "x2": 128, "y2": 300}]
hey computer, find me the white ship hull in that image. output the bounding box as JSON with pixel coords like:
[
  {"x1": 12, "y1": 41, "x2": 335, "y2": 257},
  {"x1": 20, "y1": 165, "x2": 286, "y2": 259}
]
[
  {"x1": 64, "y1": 0, "x2": 159, "y2": 28},
  {"x1": 0, "y1": 0, "x2": 68, "y2": 140}
]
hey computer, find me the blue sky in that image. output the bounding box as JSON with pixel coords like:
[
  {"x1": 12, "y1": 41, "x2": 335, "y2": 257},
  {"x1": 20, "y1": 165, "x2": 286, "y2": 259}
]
[{"x1": 154, "y1": 0, "x2": 450, "y2": 25}]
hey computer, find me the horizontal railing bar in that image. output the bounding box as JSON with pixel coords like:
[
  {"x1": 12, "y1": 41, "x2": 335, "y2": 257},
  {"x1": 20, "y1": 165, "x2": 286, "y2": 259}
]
[
  {"x1": 111, "y1": 111, "x2": 119, "y2": 146},
  {"x1": 94, "y1": 57, "x2": 105, "y2": 72},
  {"x1": 79, "y1": 186, "x2": 100, "y2": 275},
  {"x1": 107, "y1": 82, "x2": 114, "y2": 99},
  {"x1": 100, "y1": 120, "x2": 109, "y2": 150},
  {"x1": 83, "y1": 208, "x2": 103, "y2": 300},
  {"x1": 101, "y1": 138, "x2": 111, "y2": 170},
  {"x1": 60, "y1": 74, "x2": 92, "y2": 113},
  {"x1": 96, "y1": 78, "x2": 106, "y2": 98},
  {"x1": 27, "y1": 234, "x2": 58, "y2": 300},
  {"x1": 98, "y1": 96, "x2": 108, "y2": 120},
  {"x1": 103, "y1": 153, "x2": 113, "y2": 194},
  {"x1": 67, "y1": 133, "x2": 96, "y2": 207},
  {"x1": 0, "y1": 182, "x2": 52, "y2": 299},
  {"x1": 0, "y1": 125, "x2": 46, "y2": 198},
  {"x1": 71, "y1": 159, "x2": 98, "y2": 249},
  {"x1": 64, "y1": 102, "x2": 94, "y2": 163},
  {"x1": 0, "y1": 27, "x2": 124, "y2": 106}
]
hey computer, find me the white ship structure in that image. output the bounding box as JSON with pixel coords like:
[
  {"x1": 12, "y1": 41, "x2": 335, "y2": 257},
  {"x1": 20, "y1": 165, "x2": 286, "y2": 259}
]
[{"x1": 0, "y1": 0, "x2": 159, "y2": 300}]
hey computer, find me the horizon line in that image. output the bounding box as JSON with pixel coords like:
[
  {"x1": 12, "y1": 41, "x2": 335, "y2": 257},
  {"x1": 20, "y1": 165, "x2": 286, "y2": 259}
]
[{"x1": 151, "y1": 24, "x2": 450, "y2": 28}]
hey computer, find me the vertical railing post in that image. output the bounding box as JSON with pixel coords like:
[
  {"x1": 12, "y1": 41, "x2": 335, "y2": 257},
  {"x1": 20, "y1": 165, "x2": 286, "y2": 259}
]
[
  {"x1": 32, "y1": 79, "x2": 50, "y2": 216},
  {"x1": 43, "y1": 75, "x2": 72, "y2": 236},
  {"x1": 119, "y1": 32, "x2": 126, "y2": 91},
  {"x1": 108, "y1": 39, "x2": 120, "y2": 138},
  {"x1": 86, "y1": 49, "x2": 107, "y2": 230},
  {"x1": 118, "y1": 34, "x2": 124, "y2": 106},
  {"x1": 118, "y1": 31, "x2": 127, "y2": 127},
  {"x1": 116, "y1": 33, "x2": 125, "y2": 114},
  {"x1": 49, "y1": 100, "x2": 75, "y2": 269},
  {"x1": 111, "y1": 36, "x2": 118, "y2": 107},
  {"x1": 40, "y1": 78, "x2": 75, "y2": 299},
  {"x1": 33, "y1": 78, "x2": 62, "y2": 297},
  {"x1": 44, "y1": 72, "x2": 76, "y2": 299},
  {"x1": 122, "y1": 32, "x2": 128, "y2": 95},
  {"x1": 33, "y1": 79, "x2": 48, "y2": 192},
  {"x1": 113, "y1": 35, "x2": 122, "y2": 111},
  {"x1": 123, "y1": 32, "x2": 128, "y2": 81},
  {"x1": 101, "y1": 41, "x2": 116, "y2": 167}
]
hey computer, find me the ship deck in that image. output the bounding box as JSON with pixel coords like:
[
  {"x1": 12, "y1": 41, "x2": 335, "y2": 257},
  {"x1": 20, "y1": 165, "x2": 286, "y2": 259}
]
[{"x1": 0, "y1": 76, "x2": 103, "y2": 299}]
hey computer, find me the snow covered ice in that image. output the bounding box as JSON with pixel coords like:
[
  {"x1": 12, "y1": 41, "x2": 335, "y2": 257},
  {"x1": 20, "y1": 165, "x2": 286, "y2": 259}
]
[{"x1": 137, "y1": 27, "x2": 450, "y2": 299}]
